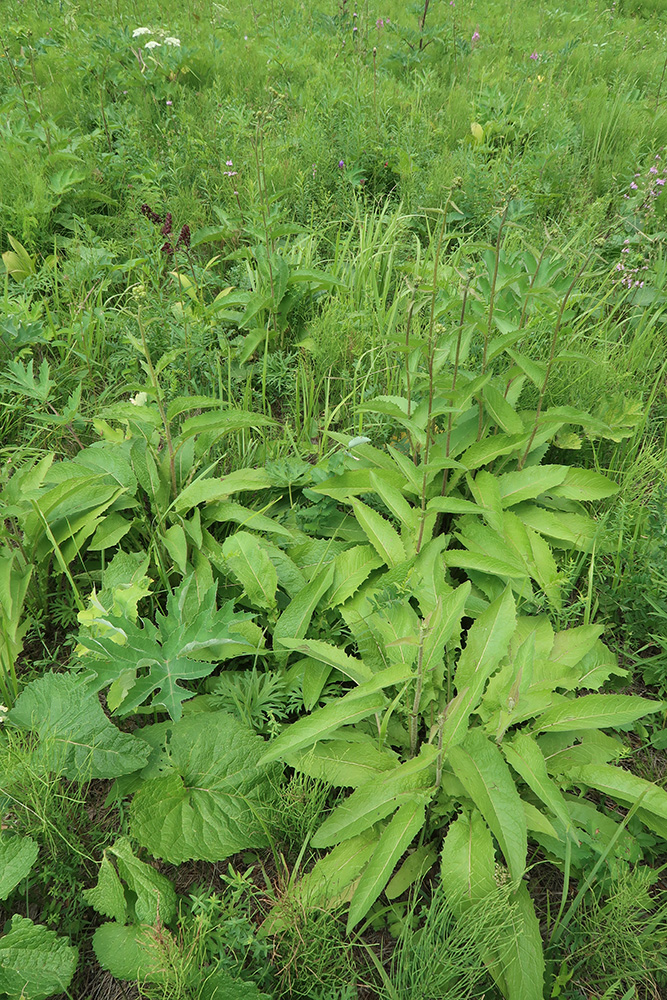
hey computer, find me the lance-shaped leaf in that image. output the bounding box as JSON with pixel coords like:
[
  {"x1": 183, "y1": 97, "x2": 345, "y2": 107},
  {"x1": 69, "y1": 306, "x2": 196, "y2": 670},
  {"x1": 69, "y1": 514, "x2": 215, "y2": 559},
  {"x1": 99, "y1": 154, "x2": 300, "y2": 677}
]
[
  {"x1": 440, "y1": 808, "x2": 496, "y2": 913},
  {"x1": 78, "y1": 575, "x2": 257, "y2": 720},
  {"x1": 440, "y1": 588, "x2": 516, "y2": 751},
  {"x1": 566, "y1": 764, "x2": 667, "y2": 836},
  {"x1": 260, "y1": 664, "x2": 413, "y2": 764},
  {"x1": 326, "y1": 545, "x2": 384, "y2": 608},
  {"x1": 9, "y1": 673, "x2": 150, "y2": 779},
  {"x1": 222, "y1": 531, "x2": 278, "y2": 611},
  {"x1": 502, "y1": 731, "x2": 573, "y2": 832},
  {"x1": 273, "y1": 563, "x2": 335, "y2": 643},
  {"x1": 275, "y1": 638, "x2": 372, "y2": 685},
  {"x1": 496, "y1": 466, "x2": 568, "y2": 507},
  {"x1": 284, "y1": 739, "x2": 399, "y2": 787},
  {"x1": 311, "y1": 745, "x2": 438, "y2": 848},
  {"x1": 449, "y1": 729, "x2": 527, "y2": 882},
  {"x1": 502, "y1": 882, "x2": 545, "y2": 1000},
  {"x1": 534, "y1": 694, "x2": 661, "y2": 734},
  {"x1": 347, "y1": 795, "x2": 429, "y2": 930},
  {"x1": 130, "y1": 712, "x2": 278, "y2": 864},
  {"x1": 350, "y1": 498, "x2": 406, "y2": 567}
]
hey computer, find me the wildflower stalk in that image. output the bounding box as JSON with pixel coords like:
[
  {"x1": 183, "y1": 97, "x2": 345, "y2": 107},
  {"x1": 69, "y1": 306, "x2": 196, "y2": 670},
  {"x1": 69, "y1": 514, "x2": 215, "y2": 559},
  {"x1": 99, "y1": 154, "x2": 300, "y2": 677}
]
[{"x1": 138, "y1": 312, "x2": 178, "y2": 498}]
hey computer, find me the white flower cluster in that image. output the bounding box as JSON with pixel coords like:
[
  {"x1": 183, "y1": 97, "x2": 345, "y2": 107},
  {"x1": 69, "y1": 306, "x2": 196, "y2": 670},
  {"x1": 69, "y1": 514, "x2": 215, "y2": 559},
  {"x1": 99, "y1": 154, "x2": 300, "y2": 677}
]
[{"x1": 131, "y1": 28, "x2": 181, "y2": 50}]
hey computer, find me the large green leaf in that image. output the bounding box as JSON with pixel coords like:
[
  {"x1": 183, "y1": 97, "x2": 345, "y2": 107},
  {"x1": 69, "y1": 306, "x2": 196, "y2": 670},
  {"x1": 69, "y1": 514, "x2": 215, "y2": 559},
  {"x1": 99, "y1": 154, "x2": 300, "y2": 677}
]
[
  {"x1": 311, "y1": 745, "x2": 438, "y2": 848},
  {"x1": 179, "y1": 410, "x2": 275, "y2": 442},
  {"x1": 106, "y1": 837, "x2": 176, "y2": 924},
  {"x1": 496, "y1": 466, "x2": 568, "y2": 507},
  {"x1": 326, "y1": 545, "x2": 384, "y2": 608},
  {"x1": 175, "y1": 468, "x2": 273, "y2": 512},
  {"x1": 502, "y1": 882, "x2": 545, "y2": 1000},
  {"x1": 350, "y1": 498, "x2": 406, "y2": 567},
  {"x1": 501, "y1": 731, "x2": 573, "y2": 832},
  {"x1": 440, "y1": 808, "x2": 496, "y2": 913},
  {"x1": 82, "y1": 855, "x2": 127, "y2": 924},
  {"x1": 549, "y1": 467, "x2": 618, "y2": 501},
  {"x1": 440, "y1": 588, "x2": 516, "y2": 751},
  {"x1": 9, "y1": 673, "x2": 150, "y2": 779},
  {"x1": 130, "y1": 712, "x2": 278, "y2": 863},
  {"x1": 222, "y1": 531, "x2": 278, "y2": 610},
  {"x1": 260, "y1": 664, "x2": 412, "y2": 764},
  {"x1": 448, "y1": 729, "x2": 527, "y2": 882},
  {"x1": 284, "y1": 739, "x2": 399, "y2": 787},
  {"x1": 566, "y1": 764, "x2": 667, "y2": 833},
  {"x1": 273, "y1": 563, "x2": 335, "y2": 643},
  {"x1": 0, "y1": 916, "x2": 77, "y2": 1000},
  {"x1": 0, "y1": 835, "x2": 38, "y2": 901},
  {"x1": 534, "y1": 694, "x2": 660, "y2": 734},
  {"x1": 347, "y1": 796, "x2": 428, "y2": 930},
  {"x1": 92, "y1": 922, "x2": 167, "y2": 982},
  {"x1": 78, "y1": 575, "x2": 257, "y2": 720},
  {"x1": 275, "y1": 638, "x2": 372, "y2": 685}
]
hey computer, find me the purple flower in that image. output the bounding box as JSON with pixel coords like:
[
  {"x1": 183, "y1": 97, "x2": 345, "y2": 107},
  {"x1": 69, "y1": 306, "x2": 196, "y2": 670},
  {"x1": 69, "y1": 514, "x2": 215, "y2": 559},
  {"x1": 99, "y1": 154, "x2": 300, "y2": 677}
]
[
  {"x1": 657, "y1": 178, "x2": 666, "y2": 186},
  {"x1": 530, "y1": 51, "x2": 539, "y2": 60},
  {"x1": 376, "y1": 18, "x2": 384, "y2": 27},
  {"x1": 338, "y1": 160, "x2": 345, "y2": 168},
  {"x1": 166, "y1": 100, "x2": 173, "y2": 105},
  {"x1": 471, "y1": 29, "x2": 480, "y2": 42},
  {"x1": 630, "y1": 182, "x2": 638, "y2": 189},
  {"x1": 650, "y1": 165, "x2": 658, "y2": 174}
]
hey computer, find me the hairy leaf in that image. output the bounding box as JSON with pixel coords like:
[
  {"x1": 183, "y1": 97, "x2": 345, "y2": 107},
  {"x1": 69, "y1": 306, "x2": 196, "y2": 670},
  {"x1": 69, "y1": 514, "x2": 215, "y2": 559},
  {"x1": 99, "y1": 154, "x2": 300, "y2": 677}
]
[
  {"x1": 0, "y1": 916, "x2": 78, "y2": 1000},
  {"x1": 0, "y1": 835, "x2": 38, "y2": 901},
  {"x1": 534, "y1": 694, "x2": 660, "y2": 734},
  {"x1": 131, "y1": 712, "x2": 277, "y2": 863},
  {"x1": 9, "y1": 673, "x2": 150, "y2": 779}
]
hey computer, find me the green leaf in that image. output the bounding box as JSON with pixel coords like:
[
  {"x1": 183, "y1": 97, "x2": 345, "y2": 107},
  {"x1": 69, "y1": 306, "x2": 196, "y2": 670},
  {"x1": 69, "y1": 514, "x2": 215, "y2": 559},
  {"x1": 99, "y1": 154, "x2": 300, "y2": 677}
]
[
  {"x1": 566, "y1": 764, "x2": 667, "y2": 833},
  {"x1": 513, "y1": 503, "x2": 597, "y2": 549},
  {"x1": 222, "y1": 531, "x2": 278, "y2": 611},
  {"x1": 130, "y1": 713, "x2": 277, "y2": 864},
  {"x1": 273, "y1": 563, "x2": 335, "y2": 643},
  {"x1": 420, "y1": 583, "x2": 471, "y2": 695},
  {"x1": 326, "y1": 545, "x2": 384, "y2": 608},
  {"x1": 175, "y1": 468, "x2": 273, "y2": 512},
  {"x1": 78, "y1": 575, "x2": 255, "y2": 720},
  {"x1": 0, "y1": 916, "x2": 78, "y2": 1000},
  {"x1": 449, "y1": 729, "x2": 527, "y2": 882},
  {"x1": 350, "y1": 498, "x2": 406, "y2": 567},
  {"x1": 549, "y1": 467, "x2": 619, "y2": 501},
  {"x1": 163, "y1": 523, "x2": 188, "y2": 575},
  {"x1": 285, "y1": 739, "x2": 399, "y2": 787},
  {"x1": 263, "y1": 831, "x2": 377, "y2": 933},
  {"x1": 370, "y1": 471, "x2": 420, "y2": 531},
  {"x1": 92, "y1": 922, "x2": 166, "y2": 982},
  {"x1": 502, "y1": 731, "x2": 573, "y2": 832},
  {"x1": 441, "y1": 588, "x2": 516, "y2": 751},
  {"x1": 385, "y1": 844, "x2": 437, "y2": 900},
  {"x1": 108, "y1": 837, "x2": 176, "y2": 924},
  {"x1": 347, "y1": 796, "x2": 428, "y2": 930},
  {"x1": 87, "y1": 513, "x2": 132, "y2": 551},
  {"x1": 275, "y1": 638, "x2": 372, "y2": 685},
  {"x1": 534, "y1": 694, "x2": 661, "y2": 734},
  {"x1": 482, "y1": 383, "x2": 524, "y2": 435},
  {"x1": 205, "y1": 499, "x2": 293, "y2": 538},
  {"x1": 502, "y1": 883, "x2": 545, "y2": 1000},
  {"x1": 82, "y1": 855, "x2": 127, "y2": 924},
  {"x1": 311, "y1": 745, "x2": 438, "y2": 848},
  {"x1": 496, "y1": 466, "x2": 568, "y2": 507},
  {"x1": 459, "y1": 433, "x2": 529, "y2": 471},
  {"x1": 9, "y1": 673, "x2": 150, "y2": 779},
  {"x1": 440, "y1": 808, "x2": 496, "y2": 913},
  {"x1": 200, "y1": 967, "x2": 273, "y2": 1000},
  {"x1": 0, "y1": 835, "x2": 39, "y2": 901},
  {"x1": 179, "y1": 410, "x2": 275, "y2": 442},
  {"x1": 259, "y1": 691, "x2": 387, "y2": 764}
]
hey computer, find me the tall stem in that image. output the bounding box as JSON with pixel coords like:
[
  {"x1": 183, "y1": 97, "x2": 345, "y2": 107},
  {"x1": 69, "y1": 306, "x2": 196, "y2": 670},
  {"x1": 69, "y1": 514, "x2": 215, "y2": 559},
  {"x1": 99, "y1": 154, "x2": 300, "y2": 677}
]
[
  {"x1": 518, "y1": 252, "x2": 592, "y2": 470},
  {"x1": 138, "y1": 314, "x2": 177, "y2": 498},
  {"x1": 478, "y1": 201, "x2": 511, "y2": 440}
]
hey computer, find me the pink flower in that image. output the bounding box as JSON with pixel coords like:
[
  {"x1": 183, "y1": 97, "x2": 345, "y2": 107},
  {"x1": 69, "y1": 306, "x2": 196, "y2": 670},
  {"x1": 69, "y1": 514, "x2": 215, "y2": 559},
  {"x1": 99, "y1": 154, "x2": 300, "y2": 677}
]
[
  {"x1": 530, "y1": 51, "x2": 539, "y2": 60},
  {"x1": 471, "y1": 29, "x2": 480, "y2": 42}
]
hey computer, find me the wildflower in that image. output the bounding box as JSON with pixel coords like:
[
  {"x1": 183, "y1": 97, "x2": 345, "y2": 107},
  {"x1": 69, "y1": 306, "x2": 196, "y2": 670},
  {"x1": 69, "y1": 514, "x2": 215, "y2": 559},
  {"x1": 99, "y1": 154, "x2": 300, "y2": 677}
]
[
  {"x1": 650, "y1": 165, "x2": 658, "y2": 174},
  {"x1": 630, "y1": 182, "x2": 638, "y2": 189},
  {"x1": 657, "y1": 178, "x2": 665, "y2": 186},
  {"x1": 141, "y1": 203, "x2": 162, "y2": 225},
  {"x1": 164, "y1": 36, "x2": 181, "y2": 46},
  {"x1": 471, "y1": 28, "x2": 480, "y2": 43},
  {"x1": 161, "y1": 213, "x2": 173, "y2": 236},
  {"x1": 145, "y1": 40, "x2": 161, "y2": 49},
  {"x1": 376, "y1": 18, "x2": 384, "y2": 27},
  {"x1": 338, "y1": 160, "x2": 345, "y2": 168},
  {"x1": 132, "y1": 27, "x2": 151, "y2": 37},
  {"x1": 166, "y1": 99, "x2": 173, "y2": 105},
  {"x1": 176, "y1": 223, "x2": 191, "y2": 249},
  {"x1": 530, "y1": 51, "x2": 539, "y2": 60},
  {"x1": 130, "y1": 392, "x2": 148, "y2": 406}
]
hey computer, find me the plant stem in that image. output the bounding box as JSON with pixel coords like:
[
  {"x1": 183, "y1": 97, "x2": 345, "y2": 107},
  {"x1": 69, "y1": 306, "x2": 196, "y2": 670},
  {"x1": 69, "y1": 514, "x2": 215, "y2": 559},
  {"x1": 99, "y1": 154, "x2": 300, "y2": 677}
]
[
  {"x1": 478, "y1": 200, "x2": 511, "y2": 441},
  {"x1": 138, "y1": 313, "x2": 178, "y2": 498},
  {"x1": 518, "y1": 251, "x2": 592, "y2": 470}
]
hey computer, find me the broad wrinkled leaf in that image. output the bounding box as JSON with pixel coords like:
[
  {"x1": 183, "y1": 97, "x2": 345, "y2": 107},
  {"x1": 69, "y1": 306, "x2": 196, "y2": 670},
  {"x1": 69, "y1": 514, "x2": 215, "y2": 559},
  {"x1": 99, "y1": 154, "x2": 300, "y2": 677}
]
[
  {"x1": 0, "y1": 835, "x2": 38, "y2": 900},
  {"x1": 449, "y1": 729, "x2": 527, "y2": 882},
  {"x1": 9, "y1": 673, "x2": 150, "y2": 779},
  {"x1": 0, "y1": 916, "x2": 77, "y2": 1000},
  {"x1": 92, "y1": 922, "x2": 167, "y2": 982},
  {"x1": 107, "y1": 837, "x2": 176, "y2": 924},
  {"x1": 131, "y1": 712, "x2": 278, "y2": 863}
]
